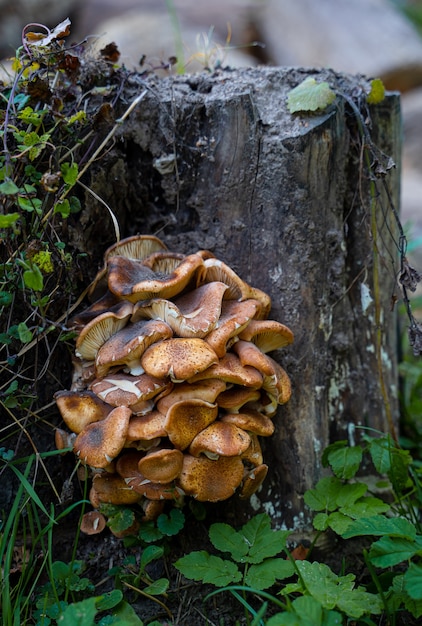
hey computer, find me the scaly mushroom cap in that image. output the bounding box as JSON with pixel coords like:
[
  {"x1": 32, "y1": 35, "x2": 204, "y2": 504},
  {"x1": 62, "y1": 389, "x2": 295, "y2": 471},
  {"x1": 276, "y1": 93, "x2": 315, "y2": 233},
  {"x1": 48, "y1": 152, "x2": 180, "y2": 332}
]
[
  {"x1": 177, "y1": 455, "x2": 244, "y2": 502},
  {"x1": 90, "y1": 372, "x2": 172, "y2": 407},
  {"x1": 131, "y1": 281, "x2": 229, "y2": 338},
  {"x1": 239, "y1": 464, "x2": 268, "y2": 499},
  {"x1": 232, "y1": 340, "x2": 276, "y2": 375},
  {"x1": 204, "y1": 299, "x2": 261, "y2": 357},
  {"x1": 75, "y1": 301, "x2": 133, "y2": 361},
  {"x1": 216, "y1": 386, "x2": 261, "y2": 413},
  {"x1": 95, "y1": 319, "x2": 173, "y2": 377},
  {"x1": 156, "y1": 379, "x2": 226, "y2": 415},
  {"x1": 116, "y1": 450, "x2": 177, "y2": 500},
  {"x1": 164, "y1": 399, "x2": 218, "y2": 450},
  {"x1": 138, "y1": 448, "x2": 184, "y2": 483},
  {"x1": 188, "y1": 422, "x2": 251, "y2": 459},
  {"x1": 141, "y1": 338, "x2": 218, "y2": 382},
  {"x1": 126, "y1": 410, "x2": 167, "y2": 443},
  {"x1": 107, "y1": 253, "x2": 205, "y2": 303},
  {"x1": 90, "y1": 473, "x2": 142, "y2": 506},
  {"x1": 55, "y1": 389, "x2": 113, "y2": 434},
  {"x1": 188, "y1": 352, "x2": 263, "y2": 388},
  {"x1": 74, "y1": 405, "x2": 132, "y2": 468},
  {"x1": 80, "y1": 511, "x2": 107, "y2": 535},
  {"x1": 238, "y1": 319, "x2": 294, "y2": 352},
  {"x1": 220, "y1": 409, "x2": 275, "y2": 437}
]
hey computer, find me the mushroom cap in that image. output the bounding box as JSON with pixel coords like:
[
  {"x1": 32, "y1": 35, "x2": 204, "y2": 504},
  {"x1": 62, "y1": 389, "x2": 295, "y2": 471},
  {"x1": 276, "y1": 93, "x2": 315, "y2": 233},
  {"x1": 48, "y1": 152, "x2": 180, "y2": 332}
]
[
  {"x1": 80, "y1": 511, "x2": 107, "y2": 535},
  {"x1": 188, "y1": 352, "x2": 263, "y2": 388},
  {"x1": 239, "y1": 464, "x2": 268, "y2": 499},
  {"x1": 90, "y1": 372, "x2": 172, "y2": 407},
  {"x1": 70, "y1": 290, "x2": 121, "y2": 329},
  {"x1": 216, "y1": 386, "x2": 261, "y2": 413},
  {"x1": 141, "y1": 338, "x2": 218, "y2": 382},
  {"x1": 55, "y1": 389, "x2": 113, "y2": 434},
  {"x1": 90, "y1": 472, "x2": 142, "y2": 506},
  {"x1": 241, "y1": 433, "x2": 264, "y2": 467},
  {"x1": 238, "y1": 319, "x2": 294, "y2": 352},
  {"x1": 188, "y1": 421, "x2": 251, "y2": 459},
  {"x1": 95, "y1": 319, "x2": 173, "y2": 377},
  {"x1": 74, "y1": 405, "x2": 132, "y2": 468},
  {"x1": 220, "y1": 409, "x2": 275, "y2": 437},
  {"x1": 126, "y1": 410, "x2": 167, "y2": 442},
  {"x1": 131, "y1": 281, "x2": 229, "y2": 338},
  {"x1": 116, "y1": 451, "x2": 177, "y2": 500},
  {"x1": 156, "y1": 379, "x2": 226, "y2": 415},
  {"x1": 232, "y1": 340, "x2": 275, "y2": 376},
  {"x1": 164, "y1": 399, "x2": 218, "y2": 450},
  {"x1": 75, "y1": 300, "x2": 133, "y2": 361},
  {"x1": 204, "y1": 299, "x2": 261, "y2": 357},
  {"x1": 138, "y1": 448, "x2": 184, "y2": 483},
  {"x1": 54, "y1": 428, "x2": 76, "y2": 452},
  {"x1": 260, "y1": 355, "x2": 292, "y2": 405},
  {"x1": 141, "y1": 499, "x2": 166, "y2": 521},
  {"x1": 107, "y1": 253, "x2": 205, "y2": 303},
  {"x1": 176, "y1": 455, "x2": 244, "y2": 502}
]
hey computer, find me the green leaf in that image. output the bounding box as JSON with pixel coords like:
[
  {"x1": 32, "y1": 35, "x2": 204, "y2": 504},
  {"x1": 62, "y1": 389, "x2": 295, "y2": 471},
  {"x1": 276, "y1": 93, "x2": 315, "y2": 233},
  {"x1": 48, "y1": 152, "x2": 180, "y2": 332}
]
[
  {"x1": 367, "y1": 78, "x2": 385, "y2": 105},
  {"x1": 241, "y1": 513, "x2": 290, "y2": 563},
  {"x1": 404, "y1": 563, "x2": 422, "y2": 600},
  {"x1": 335, "y1": 482, "x2": 367, "y2": 507},
  {"x1": 287, "y1": 77, "x2": 336, "y2": 113},
  {"x1": 174, "y1": 550, "x2": 242, "y2": 587},
  {"x1": 0, "y1": 291, "x2": 13, "y2": 306},
  {"x1": 54, "y1": 199, "x2": 71, "y2": 218},
  {"x1": 244, "y1": 558, "x2": 294, "y2": 590},
  {"x1": 143, "y1": 578, "x2": 169, "y2": 596},
  {"x1": 137, "y1": 521, "x2": 163, "y2": 543},
  {"x1": 95, "y1": 590, "x2": 123, "y2": 611},
  {"x1": 156, "y1": 508, "x2": 185, "y2": 536},
  {"x1": 107, "y1": 599, "x2": 143, "y2": 625},
  {"x1": 325, "y1": 444, "x2": 363, "y2": 479},
  {"x1": 23, "y1": 264, "x2": 44, "y2": 291},
  {"x1": 17, "y1": 321, "x2": 33, "y2": 343},
  {"x1": 209, "y1": 522, "x2": 250, "y2": 562},
  {"x1": 339, "y1": 496, "x2": 390, "y2": 519},
  {"x1": 303, "y1": 476, "x2": 343, "y2": 512},
  {"x1": 0, "y1": 212, "x2": 20, "y2": 227},
  {"x1": 61, "y1": 162, "x2": 79, "y2": 186},
  {"x1": 107, "y1": 507, "x2": 135, "y2": 534},
  {"x1": 140, "y1": 545, "x2": 164, "y2": 570},
  {"x1": 321, "y1": 512, "x2": 353, "y2": 535},
  {"x1": 369, "y1": 535, "x2": 422, "y2": 567},
  {"x1": 0, "y1": 180, "x2": 19, "y2": 195},
  {"x1": 341, "y1": 515, "x2": 416, "y2": 540},
  {"x1": 18, "y1": 196, "x2": 42, "y2": 213},
  {"x1": 58, "y1": 597, "x2": 97, "y2": 626}
]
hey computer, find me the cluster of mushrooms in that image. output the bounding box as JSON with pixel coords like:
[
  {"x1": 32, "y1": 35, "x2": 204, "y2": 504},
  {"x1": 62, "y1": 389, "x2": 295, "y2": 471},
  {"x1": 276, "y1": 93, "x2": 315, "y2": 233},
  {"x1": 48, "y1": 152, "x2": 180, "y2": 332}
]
[{"x1": 55, "y1": 235, "x2": 293, "y2": 534}]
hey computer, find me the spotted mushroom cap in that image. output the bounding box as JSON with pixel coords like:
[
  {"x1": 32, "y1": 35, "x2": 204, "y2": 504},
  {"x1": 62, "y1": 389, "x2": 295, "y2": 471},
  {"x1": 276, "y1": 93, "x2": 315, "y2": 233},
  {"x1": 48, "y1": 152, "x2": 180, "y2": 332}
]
[
  {"x1": 188, "y1": 421, "x2": 251, "y2": 459},
  {"x1": 164, "y1": 399, "x2": 218, "y2": 450},
  {"x1": 54, "y1": 389, "x2": 113, "y2": 434},
  {"x1": 177, "y1": 454, "x2": 245, "y2": 502},
  {"x1": 141, "y1": 338, "x2": 218, "y2": 382},
  {"x1": 90, "y1": 372, "x2": 172, "y2": 408}
]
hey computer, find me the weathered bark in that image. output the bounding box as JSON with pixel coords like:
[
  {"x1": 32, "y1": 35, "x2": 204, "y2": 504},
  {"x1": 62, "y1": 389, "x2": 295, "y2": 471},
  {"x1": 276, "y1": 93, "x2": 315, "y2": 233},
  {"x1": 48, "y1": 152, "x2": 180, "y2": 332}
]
[{"x1": 74, "y1": 66, "x2": 401, "y2": 529}]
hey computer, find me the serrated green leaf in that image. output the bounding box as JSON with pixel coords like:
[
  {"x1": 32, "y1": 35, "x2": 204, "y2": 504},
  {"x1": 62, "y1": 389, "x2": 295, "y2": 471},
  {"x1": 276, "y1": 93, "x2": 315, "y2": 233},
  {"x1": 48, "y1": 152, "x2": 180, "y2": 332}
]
[
  {"x1": 335, "y1": 482, "x2": 367, "y2": 507},
  {"x1": 209, "y1": 522, "x2": 249, "y2": 562},
  {"x1": 326, "y1": 445, "x2": 363, "y2": 479},
  {"x1": 95, "y1": 590, "x2": 123, "y2": 612},
  {"x1": 404, "y1": 563, "x2": 422, "y2": 600},
  {"x1": 23, "y1": 264, "x2": 43, "y2": 291},
  {"x1": 244, "y1": 558, "x2": 294, "y2": 590},
  {"x1": 303, "y1": 476, "x2": 343, "y2": 512},
  {"x1": 367, "y1": 78, "x2": 385, "y2": 105},
  {"x1": 156, "y1": 508, "x2": 185, "y2": 536},
  {"x1": 369, "y1": 535, "x2": 422, "y2": 567},
  {"x1": 287, "y1": 77, "x2": 336, "y2": 114},
  {"x1": 339, "y1": 496, "x2": 390, "y2": 519},
  {"x1": 243, "y1": 516, "x2": 290, "y2": 564},
  {"x1": 143, "y1": 577, "x2": 169, "y2": 596},
  {"x1": 324, "y1": 512, "x2": 353, "y2": 535},
  {"x1": 336, "y1": 589, "x2": 383, "y2": 618},
  {"x1": 341, "y1": 515, "x2": 416, "y2": 540},
  {"x1": 58, "y1": 597, "x2": 97, "y2": 626},
  {"x1": 291, "y1": 595, "x2": 342, "y2": 626},
  {"x1": 0, "y1": 212, "x2": 20, "y2": 227},
  {"x1": 140, "y1": 545, "x2": 163, "y2": 570},
  {"x1": 174, "y1": 550, "x2": 241, "y2": 587}
]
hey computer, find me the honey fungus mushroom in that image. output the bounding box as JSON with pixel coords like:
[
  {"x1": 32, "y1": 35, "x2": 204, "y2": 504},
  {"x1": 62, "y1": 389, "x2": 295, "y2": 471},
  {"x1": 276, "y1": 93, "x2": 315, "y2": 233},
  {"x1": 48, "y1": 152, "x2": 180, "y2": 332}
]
[{"x1": 55, "y1": 233, "x2": 294, "y2": 528}]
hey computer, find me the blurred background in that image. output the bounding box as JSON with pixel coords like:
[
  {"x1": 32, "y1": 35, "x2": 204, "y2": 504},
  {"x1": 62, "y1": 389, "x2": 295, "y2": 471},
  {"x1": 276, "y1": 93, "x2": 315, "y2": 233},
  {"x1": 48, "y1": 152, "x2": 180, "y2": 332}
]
[{"x1": 1, "y1": 0, "x2": 421, "y2": 271}]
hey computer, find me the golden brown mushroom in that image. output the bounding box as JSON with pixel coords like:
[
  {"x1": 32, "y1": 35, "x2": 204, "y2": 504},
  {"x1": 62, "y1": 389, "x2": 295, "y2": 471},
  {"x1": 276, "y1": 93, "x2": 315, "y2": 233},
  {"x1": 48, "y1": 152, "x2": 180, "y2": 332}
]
[
  {"x1": 156, "y1": 379, "x2": 226, "y2": 415},
  {"x1": 204, "y1": 299, "x2": 261, "y2": 357},
  {"x1": 220, "y1": 409, "x2": 275, "y2": 437},
  {"x1": 164, "y1": 399, "x2": 218, "y2": 450},
  {"x1": 116, "y1": 451, "x2": 177, "y2": 500},
  {"x1": 238, "y1": 319, "x2": 294, "y2": 352},
  {"x1": 188, "y1": 352, "x2": 263, "y2": 388},
  {"x1": 188, "y1": 421, "x2": 251, "y2": 459},
  {"x1": 141, "y1": 338, "x2": 218, "y2": 382},
  {"x1": 176, "y1": 455, "x2": 244, "y2": 501},
  {"x1": 137, "y1": 448, "x2": 184, "y2": 483},
  {"x1": 54, "y1": 389, "x2": 113, "y2": 434},
  {"x1": 239, "y1": 464, "x2": 268, "y2": 499},
  {"x1": 80, "y1": 511, "x2": 107, "y2": 535},
  {"x1": 90, "y1": 372, "x2": 172, "y2": 408},
  {"x1": 75, "y1": 301, "x2": 133, "y2": 361},
  {"x1": 90, "y1": 473, "x2": 143, "y2": 507}
]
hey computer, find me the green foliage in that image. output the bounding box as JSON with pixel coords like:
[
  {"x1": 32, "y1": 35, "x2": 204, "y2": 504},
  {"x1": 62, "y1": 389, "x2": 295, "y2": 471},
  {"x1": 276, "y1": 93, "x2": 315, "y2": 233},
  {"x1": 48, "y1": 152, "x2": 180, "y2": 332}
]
[{"x1": 287, "y1": 77, "x2": 336, "y2": 113}]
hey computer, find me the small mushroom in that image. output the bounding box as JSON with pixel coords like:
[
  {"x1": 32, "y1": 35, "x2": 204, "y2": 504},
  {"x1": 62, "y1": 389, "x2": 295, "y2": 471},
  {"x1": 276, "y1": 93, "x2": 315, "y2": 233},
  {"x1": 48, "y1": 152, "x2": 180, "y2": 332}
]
[
  {"x1": 75, "y1": 301, "x2": 133, "y2": 361},
  {"x1": 177, "y1": 455, "x2": 244, "y2": 502},
  {"x1": 238, "y1": 319, "x2": 294, "y2": 352},
  {"x1": 116, "y1": 451, "x2": 177, "y2": 500},
  {"x1": 90, "y1": 372, "x2": 172, "y2": 408},
  {"x1": 90, "y1": 473, "x2": 143, "y2": 506},
  {"x1": 216, "y1": 386, "x2": 261, "y2": 413},
  {"x1": 204, "y1": 299, "x2": 261, "y2": 357},
  {"x1": 138, "y1": 448, "x2": 184, "y2": 483},
  {"x1": 241, "y1": 433, "x2": 264, "y2": 467},
  {"x1": 156, "y1": 379, "x2": 226, "y2": 415},
  {"x1": 55, "y1": 389, "x2": 113, "y2": 434},
  {"x1": 74, "y1": 405, "x2": 132, "y2": 468},
  {"x1": 126, "y1": 410, "x2": 167, "y2": 444},
  {"x1": 54, "y1": 428, "x2": 76, "y2": 452},
  {"x1": 238, "y1": 464, "x2": 268, "y2": 499},
  {"x1": 107, "y1": 253, "x2": 205, "y2": 303},
  {"x1": 80, "y1": 511, "x2": 107, "y2": 535},
  {"x1": 188, "y1": 352, "x2": 263, "y2": 388},
  {"x1": 131, "y1": 281, "x2": 228, "y2": 338},
  {"x1": 188, "y1": 422, "x2": 251, "y2": 459},
  {"x1": 95, "y1": 319, "x2": 173, "y2": 377},
  {"x1": 141, "y1": 338, "x2": 218, "y2": 382},
  {"x1": 164, "y1": 399, "x2": 218, "y2": 450},
  {"x1": 220, "y1": 409, "x2": 275, "y2": 437}
]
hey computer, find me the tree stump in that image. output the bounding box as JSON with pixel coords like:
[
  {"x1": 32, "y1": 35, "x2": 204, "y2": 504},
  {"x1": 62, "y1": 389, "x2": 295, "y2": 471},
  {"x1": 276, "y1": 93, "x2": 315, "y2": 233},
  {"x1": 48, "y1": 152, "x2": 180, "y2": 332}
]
[{"x1": 73, "y1": 66, "x2": 401, "y2": 529}]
